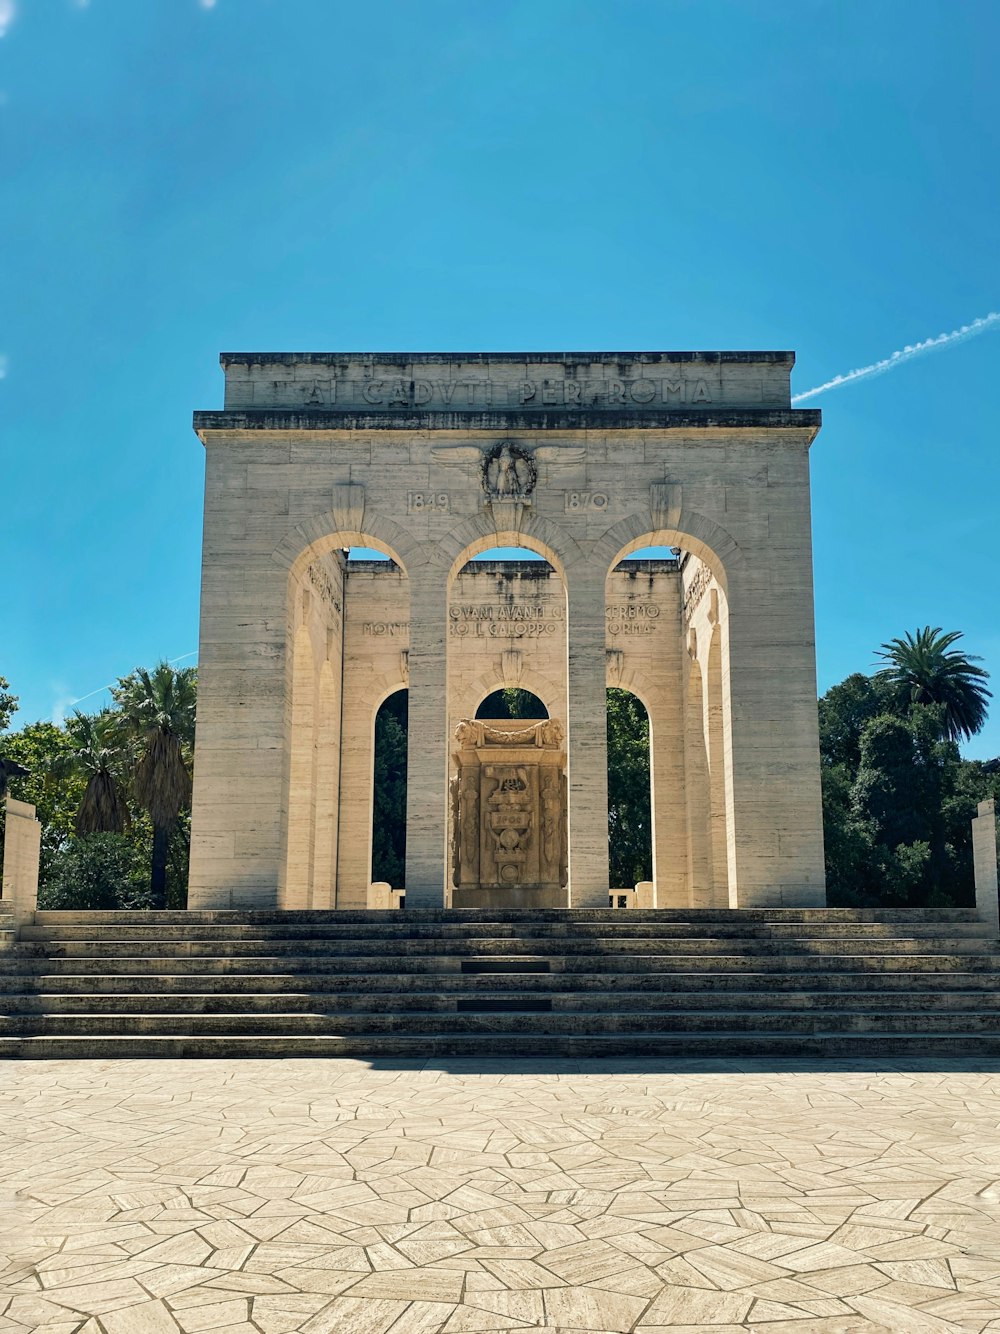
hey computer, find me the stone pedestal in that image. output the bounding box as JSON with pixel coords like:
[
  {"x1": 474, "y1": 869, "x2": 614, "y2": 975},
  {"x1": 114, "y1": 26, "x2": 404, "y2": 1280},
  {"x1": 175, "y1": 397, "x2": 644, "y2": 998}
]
[
  {"x1": 1, "y1": 797, "x2": 40, "y2": 939},
  {"x1": 451, "y1": 718, "x2": 567, "y2": 909},
  {"x1": 973, "y1": 799, "x2": 999, "y2": 937}
]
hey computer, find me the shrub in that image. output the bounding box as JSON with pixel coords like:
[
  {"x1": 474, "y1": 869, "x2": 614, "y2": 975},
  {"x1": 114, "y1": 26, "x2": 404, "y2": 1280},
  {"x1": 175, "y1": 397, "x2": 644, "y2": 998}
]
[{"x1": 39, "y1": 833, "x2": 151, "y2": 911}]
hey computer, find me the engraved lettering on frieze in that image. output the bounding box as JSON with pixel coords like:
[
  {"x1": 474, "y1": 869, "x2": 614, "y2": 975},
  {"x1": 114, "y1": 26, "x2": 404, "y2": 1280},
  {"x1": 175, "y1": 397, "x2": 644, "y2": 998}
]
[
  {"x1": 407, "y1": 491, "x2": 450, "y2": 513},
  {"x1": 362, "y1": 621, "x2": 409, "y2": 637},
  {"x1": 606, "y1": 602, "x2": 661, "y2": 636},
  {"x1": 564, "y1": 491, "x2": 609, "y2": 512},
  {"x1": 266, "y1": 376, "x2": 714, "y2": 408},
  {"x1": 449, "y1": 603, "x2": 561, "y2": 638},
  {"x1": 307, "y1": 564, "x2": 342, "y2": 615}
]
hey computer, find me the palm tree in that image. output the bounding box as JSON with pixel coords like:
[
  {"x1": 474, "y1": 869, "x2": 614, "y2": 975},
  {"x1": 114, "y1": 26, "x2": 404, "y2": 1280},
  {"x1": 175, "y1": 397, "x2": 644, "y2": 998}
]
[
  {"x1": 63, "y1": 710, "x2": 130, "y2": 836},
  {"x1": 875, "y1": 627, "x2": 991, "y2": 743},
  {"x1": 113, "y1": 663, "x2": 196, "y2": 909}
]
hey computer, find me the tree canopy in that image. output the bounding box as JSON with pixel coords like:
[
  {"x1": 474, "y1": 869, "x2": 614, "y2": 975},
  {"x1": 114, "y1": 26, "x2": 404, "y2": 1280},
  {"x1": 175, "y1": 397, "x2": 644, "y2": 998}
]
[
  {"x1": 0, "y1": 675, "x2": 17, "y2": 734},
  {"x1": 820, "y1": 631, "x2": 995, "y2": 907},
  {"x1": 112, "y1": 663, "x2": 196, "y2": 910},
  {"x1": 876, "y1": 626, "x2": 991, "y2": 742}
]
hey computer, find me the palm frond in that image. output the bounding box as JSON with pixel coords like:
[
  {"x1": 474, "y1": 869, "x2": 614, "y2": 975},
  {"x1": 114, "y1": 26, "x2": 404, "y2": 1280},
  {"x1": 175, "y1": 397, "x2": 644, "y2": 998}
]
[{"x1": 875, "y1": 626, "x2": 992, "y2": 742}]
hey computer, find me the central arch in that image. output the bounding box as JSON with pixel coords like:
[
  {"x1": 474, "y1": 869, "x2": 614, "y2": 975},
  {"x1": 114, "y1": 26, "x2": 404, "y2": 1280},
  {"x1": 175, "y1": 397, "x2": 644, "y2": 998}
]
[{"x1": 603, "y1": 528, "x2": 735, "y2": 909}]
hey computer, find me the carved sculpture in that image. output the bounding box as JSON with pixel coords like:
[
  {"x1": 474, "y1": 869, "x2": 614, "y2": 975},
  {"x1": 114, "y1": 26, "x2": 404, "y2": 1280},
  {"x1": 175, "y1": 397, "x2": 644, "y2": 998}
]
[
  {"x1": 451, "y1": 716, "x2": 566, "y2": 906},
  {"x1": 482, "y1": 443, "x2": 536, "y2": 501},
  {"x1": 540, "y1": 769, "x2": 560, "y2": 874}
]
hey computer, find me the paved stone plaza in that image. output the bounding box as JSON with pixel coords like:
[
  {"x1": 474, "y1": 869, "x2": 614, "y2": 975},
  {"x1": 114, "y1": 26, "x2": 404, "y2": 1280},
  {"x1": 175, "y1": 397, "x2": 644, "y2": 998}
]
[{"x1": 2, "y1": 1059, "x2": 1000, "y2": 1332}]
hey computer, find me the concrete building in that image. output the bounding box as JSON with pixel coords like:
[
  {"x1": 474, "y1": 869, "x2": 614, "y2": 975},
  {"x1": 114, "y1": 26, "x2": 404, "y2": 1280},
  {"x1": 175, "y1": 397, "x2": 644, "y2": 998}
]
[{"x1": 188, "y1": 351, "x2": 825, "y2": 910}]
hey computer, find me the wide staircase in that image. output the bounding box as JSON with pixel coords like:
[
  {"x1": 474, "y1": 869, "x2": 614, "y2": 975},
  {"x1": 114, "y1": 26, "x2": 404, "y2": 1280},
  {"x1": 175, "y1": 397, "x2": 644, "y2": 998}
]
[{"x1": 2, "y1": 907, "x2": 1000, "y2": 1058}]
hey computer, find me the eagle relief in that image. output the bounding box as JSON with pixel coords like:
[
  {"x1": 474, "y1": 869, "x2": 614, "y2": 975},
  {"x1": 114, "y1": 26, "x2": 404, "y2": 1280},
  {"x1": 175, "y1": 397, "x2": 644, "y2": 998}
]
[{"x1": 482, "y1": 442, "x2": 536, "y2": 501}]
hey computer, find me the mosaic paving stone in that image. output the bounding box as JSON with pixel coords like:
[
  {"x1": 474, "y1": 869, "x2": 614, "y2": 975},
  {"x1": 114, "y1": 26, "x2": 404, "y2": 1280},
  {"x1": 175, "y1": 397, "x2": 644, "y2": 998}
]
[{"x1": 2, "y1": 1058, "x2": 1000, "y2": 1332}]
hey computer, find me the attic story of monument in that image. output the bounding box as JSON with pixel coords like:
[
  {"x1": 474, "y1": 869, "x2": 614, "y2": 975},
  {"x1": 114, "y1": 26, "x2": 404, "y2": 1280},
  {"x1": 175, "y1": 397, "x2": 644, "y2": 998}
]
[{"x1": 188, "y1": 351, "x2": 826, "y2": 911}]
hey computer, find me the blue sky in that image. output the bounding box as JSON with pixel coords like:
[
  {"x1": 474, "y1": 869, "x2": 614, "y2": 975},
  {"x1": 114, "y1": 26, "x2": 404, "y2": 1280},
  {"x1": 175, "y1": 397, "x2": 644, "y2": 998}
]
[{"x1": 2, "y1": 0, "x2": 998, "y2": 756}]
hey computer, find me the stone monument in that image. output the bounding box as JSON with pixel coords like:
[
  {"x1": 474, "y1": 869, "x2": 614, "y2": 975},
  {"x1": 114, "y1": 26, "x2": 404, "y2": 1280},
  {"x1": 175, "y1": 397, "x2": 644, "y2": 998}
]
[
  {"x1": 187, "y1": 350, "x2": 826, "y2": 911},
  {"x1": 451, "y1": 717, "x2": 566, "y2": 908}
]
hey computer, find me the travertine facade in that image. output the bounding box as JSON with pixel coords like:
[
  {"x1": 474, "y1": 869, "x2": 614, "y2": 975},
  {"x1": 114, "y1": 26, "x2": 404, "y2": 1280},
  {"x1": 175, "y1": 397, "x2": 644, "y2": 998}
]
[{"x1": 189, "y1": 351, "x2": 826, "y2": 909}]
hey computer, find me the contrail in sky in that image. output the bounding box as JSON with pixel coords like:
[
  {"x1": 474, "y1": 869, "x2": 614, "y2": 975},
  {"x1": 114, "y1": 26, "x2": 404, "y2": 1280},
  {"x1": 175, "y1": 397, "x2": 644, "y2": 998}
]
[
  {"x1": 49, "y1": 652, "x2": 198, "y2": 725},
  {"x1": 792, "y1": 311, "x2": 1000, "y2": 404}
]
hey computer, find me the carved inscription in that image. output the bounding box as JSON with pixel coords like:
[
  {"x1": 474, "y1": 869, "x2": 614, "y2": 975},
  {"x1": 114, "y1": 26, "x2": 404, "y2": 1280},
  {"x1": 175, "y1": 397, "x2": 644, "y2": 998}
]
[
  {"x1": 264, "y1": 376, "x2": 714, "y2": 409},
  {"x1": 444, "y1": 602, "x2": 671, "y2": 637},
  {"x1": 683, "y1": 563, "x2": 713, "y2": 624},
  {"x1": 362, "y1": 621, "x2": 409, "y2": 637},
  {"x1": 450, "y1": 604, "x2": 561, "y2": 638},
  {"x1": 307, "y1": 564, "x2": 341, "y2": 612},
  {"x1": 564, "y1": 491, "x2": 609, "y2": 512},
  {"x1": 407, "y1": 491, "x2": 449, "y2": 512},
  {"x1": 607, "y1": 603, "x2": 661, "y2": 636}
]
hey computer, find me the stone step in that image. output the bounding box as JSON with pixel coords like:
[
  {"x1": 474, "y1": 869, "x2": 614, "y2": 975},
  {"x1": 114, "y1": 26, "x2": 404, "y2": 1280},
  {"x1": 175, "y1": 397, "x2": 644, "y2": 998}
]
[
  {"x1": 31, "y1": 908, "x2": 984, "y2": 924},
  {"x1": 9, "y1": 1009, "x2": 1000, "y2": 1037},
  {"x1": 21, "y1": 920, "x2": 990, "y2": 942},
  {"x1": 10, "y1": 969, "x2": 1000, "y2": 994},
  {"x1": 3, "y1": 1031, "x2": 1000, "y2": 1059},
  {"x1": 8, "y1": 988, "x2": 1000, "y2": 1015},
  {"x1": 22, "y1": 952, "x2": 1000, "y2": 975},
  {"x1": 13, "y1": 908, "x2": 996, "y2": 1058},
  {"x1": 21, "y1": 936, "x2": 996, "y2": 959}
]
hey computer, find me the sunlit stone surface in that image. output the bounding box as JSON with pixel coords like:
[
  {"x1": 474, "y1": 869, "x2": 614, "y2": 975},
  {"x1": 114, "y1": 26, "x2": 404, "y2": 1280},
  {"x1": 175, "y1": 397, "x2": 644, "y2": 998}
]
[{"x1": 3, "y1": 1058, "x2": 1000, "y2": 1331}]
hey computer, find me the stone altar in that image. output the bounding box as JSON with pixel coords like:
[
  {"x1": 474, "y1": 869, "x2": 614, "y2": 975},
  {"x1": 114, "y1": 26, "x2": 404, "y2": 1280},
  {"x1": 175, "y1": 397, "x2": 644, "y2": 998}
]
[{"x1": 451, "y1": 718, "x2": 567, "y2": 909}]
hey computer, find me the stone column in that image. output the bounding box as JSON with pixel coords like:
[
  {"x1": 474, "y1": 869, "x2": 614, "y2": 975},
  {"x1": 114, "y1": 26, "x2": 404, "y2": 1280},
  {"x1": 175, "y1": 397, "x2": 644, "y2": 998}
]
[
  {"x1": 566, "y1": 567, "x2": 610, "y2": 908},
  {"x1": 336, "y1": 696, "x2": 377, "y2": 909},
  {"x1": 188, "y1": 553, "x2": 289, "y2": 909},
  {"x1": 648, "y1": 696, "x2": 688, "y2": 907},
  {"x1": 2, "y1": 797, "x2": 41, "y2": 937},
  {"x1": 404, "y1": 563, "x2": 450, "y2": 907},
  {"x1": 973, "y1": 799, "x2": 999, "y2": 937},
  {"x1": 723, "y1": 553, "x2": 826, "y2": 907}
]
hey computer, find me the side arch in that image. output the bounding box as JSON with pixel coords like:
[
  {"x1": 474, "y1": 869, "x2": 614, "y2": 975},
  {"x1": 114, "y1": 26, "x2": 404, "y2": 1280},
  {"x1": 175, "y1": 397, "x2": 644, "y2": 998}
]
[
  {"x1": 594, "y1": 508, "x2": 745, "y2": 594},
  {"x1": 453, "y1": 666, "x2": 564, "y2": 723},
  {"x1": 440, "y1": 512, "x2": 581, "y2": 581},
  {"x1": 272, "y1": 512, "x2": 423, "y2": 578}
]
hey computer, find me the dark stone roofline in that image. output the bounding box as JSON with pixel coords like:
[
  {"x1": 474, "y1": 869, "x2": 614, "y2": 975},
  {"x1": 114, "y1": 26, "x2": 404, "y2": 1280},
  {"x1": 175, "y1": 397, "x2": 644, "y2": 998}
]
[
  {"x1": 194, "y1": 408, "x2": 821, "y2": 435},
  {"x1": 219, "y1": 350, "x2": 796, "y2": 368}
]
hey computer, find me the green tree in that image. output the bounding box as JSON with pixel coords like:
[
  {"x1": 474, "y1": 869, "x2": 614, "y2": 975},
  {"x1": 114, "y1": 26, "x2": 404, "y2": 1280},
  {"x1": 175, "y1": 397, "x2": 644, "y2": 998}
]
[
  {"x1": 0, "y1": 674, "x2": 18, "y2": 733},
  {"x1": 876, "y1": 626, "x2": 991, "y2": 742},
  {"x1": 112, "y1": 663, "x2": 196, "y2": 909},
  {"x1": 607, "y1": 688, "x2": 652, "y2": 888},
  {"x1": 58, "y1": 710, "x2": 131, "y2": 836},
  {"x1": 40, "y1": 833, "x2": 150, "y2": 911},
  {"x1": 477, "y1": 689, "x2": 547, "y2": 719},
  {"x1": 372, "y1": 690, "x2": 407, "y2": 886},
  {"x1": 0, "y1": 722, "x2": 83, "y2": 883},
  {"x1": 818, "y1": 672, "x2": 897, "y2": 772}
]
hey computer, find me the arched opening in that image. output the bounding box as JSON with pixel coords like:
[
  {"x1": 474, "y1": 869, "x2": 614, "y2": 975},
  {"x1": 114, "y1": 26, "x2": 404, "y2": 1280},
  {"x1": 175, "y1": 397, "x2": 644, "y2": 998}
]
[
  {"x1": 281, "y1": 533, "x2": 409, "y2": 910},
  {"x1": 476, "y1": 689, "x2": 549, "y2": 720},
  {"x1": 607, "y1": 688, "x2": 653, "y2": 894},
  {"x1": 604, "y1": 530, "x2": 732, "y2": 909},
  {"x1": 372, "y1": 689, "x2": 407, "y2": 893},
  {"x1": 447, "y1": 536, "x2": 568, "y2": 908}
]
